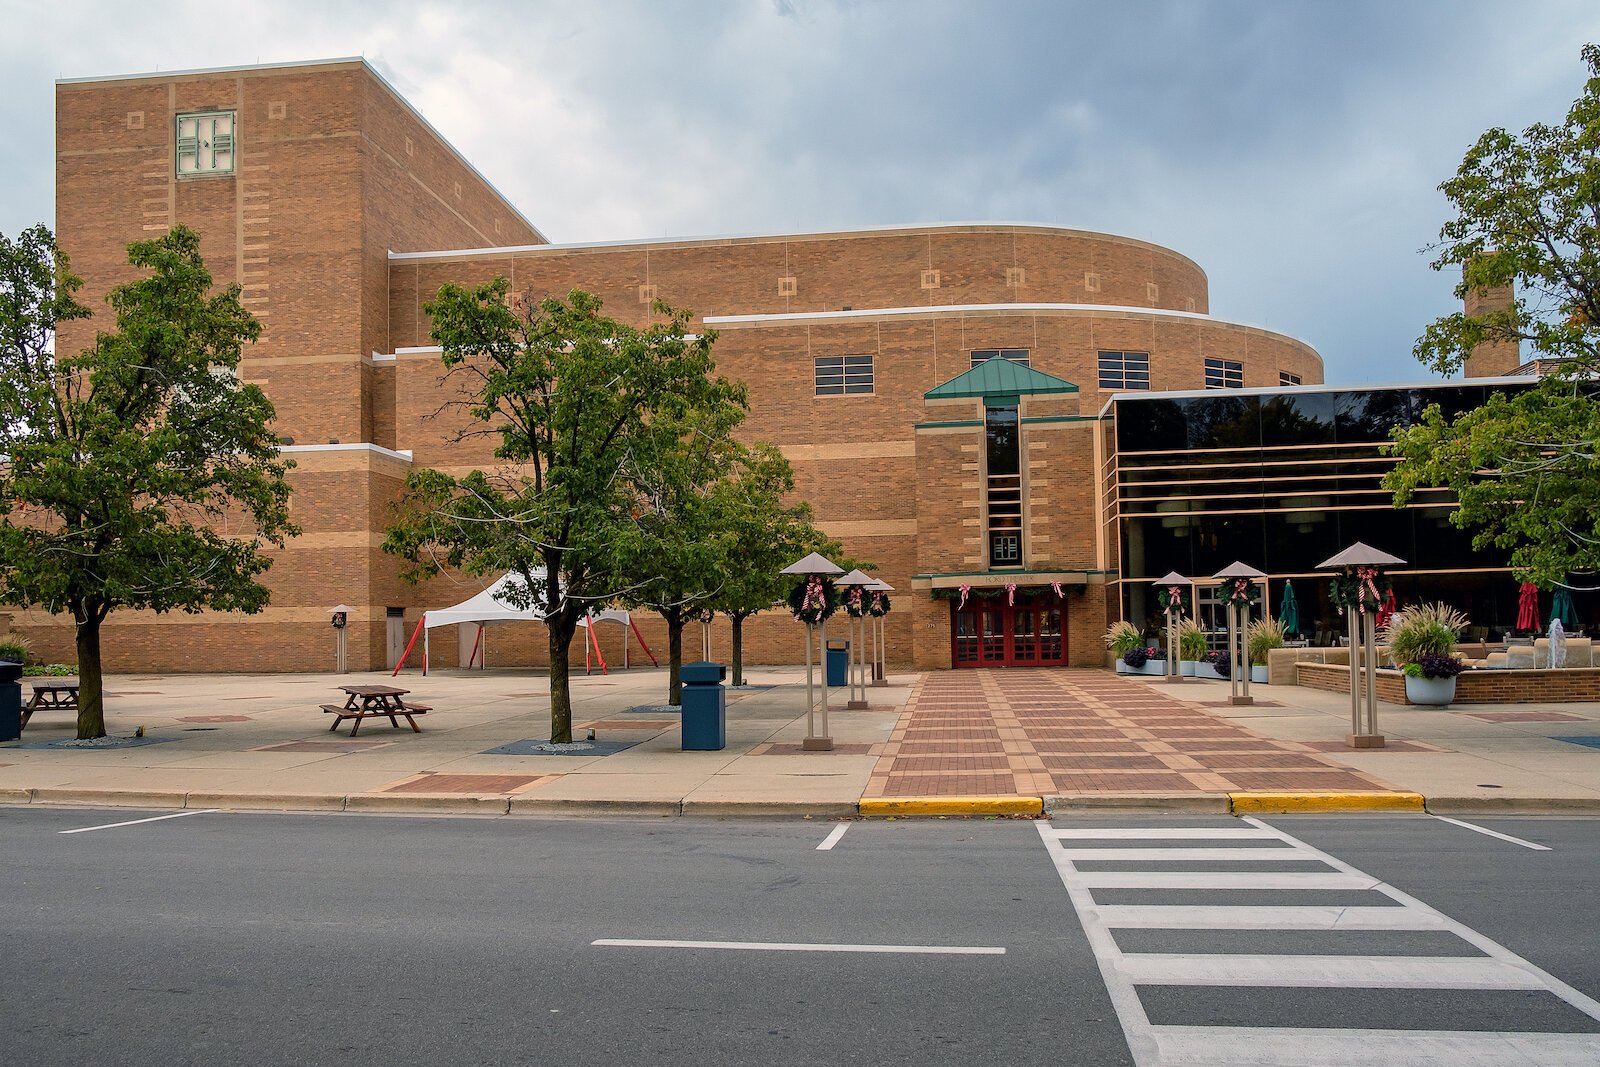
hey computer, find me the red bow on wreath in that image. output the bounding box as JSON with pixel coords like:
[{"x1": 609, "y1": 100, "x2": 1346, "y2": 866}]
[
  {"x1": 1006, "y1": 583, "x2": 1017, "y2": 606},
  {"x1": 957, "y1": 584, "x2": 971, "y2": 611},
  {"x1": 1355, "y1": 566, "x2": 1381, "y2": 615}
]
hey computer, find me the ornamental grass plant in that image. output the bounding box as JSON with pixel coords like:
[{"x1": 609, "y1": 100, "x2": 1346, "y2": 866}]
[
  {"x1": 1247, "y1": 617, "x2": 1286, "y2": 666},
  {"x1": 1382, "y1": 602, "x2": 1469, "y2": 667},
  {"x1": 0, "y1": 633, "x2": 33, "y2": 664},
  {"x1": 1104, "y1": 620, "x2": 1143, "y2": 657},
  {"x1": 1178, "y1": 617, "x2": 1208, "y2": 661}
]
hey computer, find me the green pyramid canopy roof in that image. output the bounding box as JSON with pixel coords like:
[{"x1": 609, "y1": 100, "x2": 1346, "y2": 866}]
[{"x1": 923, "y1": 358, "x2": 1079, "y2": 402}]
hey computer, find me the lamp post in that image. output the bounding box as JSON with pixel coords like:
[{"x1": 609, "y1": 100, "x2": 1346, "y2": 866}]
[
  {"x1": 329, "y1": 604, "x2": 355, "y2": 674},
  {"x1": 1213, "y1": 562, "x2": 1266, "y2": 706},
  {"x1": 867, "y1": 579, "x2": 894, "y2": 687},
  {"x1": 836, "y1": 570, "x2": 875, "y2": 710},
  {"x1": 781, "y1": 552, "x2": 844, "y2": 751},
  {"x1": 1151, "y1": 573, "x2": 1191, "y2": 684},
  {"x1": 1318, "y1": 542, "x2": 1405, "y2": 749}
]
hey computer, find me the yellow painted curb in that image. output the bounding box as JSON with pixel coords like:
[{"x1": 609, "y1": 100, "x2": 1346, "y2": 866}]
[
  {"x1": 1230, "y1": 791, "x2": 1425, "y2": 814},
  {"x1": 858, "y1": 795, "x2": 1044, "y2": 817}
]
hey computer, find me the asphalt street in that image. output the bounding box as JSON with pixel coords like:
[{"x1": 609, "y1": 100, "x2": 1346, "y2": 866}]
[{"x1": 1, "y1": 808, "x2": 1596, "y2": 1066}]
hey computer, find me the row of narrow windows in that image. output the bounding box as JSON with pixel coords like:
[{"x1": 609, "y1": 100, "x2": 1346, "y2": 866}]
[{"x1": 814, "y1": 348, "x2": 1303, "y2": 395}]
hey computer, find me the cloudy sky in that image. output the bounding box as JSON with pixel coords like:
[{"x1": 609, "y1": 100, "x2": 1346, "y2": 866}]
[{"x1": 3, "y1": 0, "x2": 1597, "y2": 383}]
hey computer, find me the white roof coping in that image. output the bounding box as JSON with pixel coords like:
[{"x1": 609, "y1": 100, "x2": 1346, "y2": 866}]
[{"x1": 1094, "y1": 374, "x2": 1542, "y2": 419}]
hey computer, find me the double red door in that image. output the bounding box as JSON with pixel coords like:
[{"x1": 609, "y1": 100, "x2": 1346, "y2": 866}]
[{"x1": 952, "y1": 597, "x2": 1066, "y2": 667}]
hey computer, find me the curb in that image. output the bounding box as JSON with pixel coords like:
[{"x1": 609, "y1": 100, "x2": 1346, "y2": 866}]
[
  {"x1": 1230, "y1": 791, "x2": 1425, "y2": 814},
  {"x1": 508, "y1": 796, "x2": 682, "y2": 817},
  {"x1": 1425, "y1": 796, "x2": 1600, "y2": 815},
  {"x1": 345, "y1": 794, "x2": 513, "y2": 815},
  {"x1": 185, "y1": 792, "x2": 346, "y2": 812},
  {"x1": 1047, "y1": 793, "x2": 1231, "y2": 815},
  {"x1": 31, "y1": 787, "x2": 189, "y2": 809},
  {"x1": 858, "y1": 795, "x2": 1044, "y2": 817},
  {"x1": 681, "y1": 799, "x2": 859, "y2": 818}
]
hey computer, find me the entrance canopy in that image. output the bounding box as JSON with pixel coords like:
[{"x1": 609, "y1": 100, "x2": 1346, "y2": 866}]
[{"x1": 421, "y1": 573, "x2": 631, "y2": 630}]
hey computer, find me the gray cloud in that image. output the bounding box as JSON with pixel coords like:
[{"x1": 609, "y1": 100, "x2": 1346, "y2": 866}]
[{"x1": 4, "y1": 0, "x2": 1598, "y2": 382}]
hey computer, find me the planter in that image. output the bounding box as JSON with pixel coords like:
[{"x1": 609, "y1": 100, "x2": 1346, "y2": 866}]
[
  {"x1": 1136, "y1": 659, "x2": 1168, "y2": 677},
  {"x1": 1250, "y1": 665, "x2": 1269, "y2": 684},
  {"x1": 1115, "y1": 660, "x2": 1133, "y2": 674},
  {"x1": 1404, "y1": 673, "x2": 1457, "y2": 706},
  {"x1": 1179, "y1": 660, "x2": 1199, "y2": 677},
  {"x1": 1193, "y1": 661, "x2": 1224, "y2": 681}
]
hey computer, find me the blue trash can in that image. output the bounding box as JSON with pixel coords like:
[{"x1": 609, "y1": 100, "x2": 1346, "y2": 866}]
[
  {"x1": 0, "y1": 659, "x2": 21, "y2": 742},
  {"x1": 825, "y1": 640, "x2": 849, "y2": 686},
  {"x1": 679, "y1": 660, "x2": 726, "y2": 751}
]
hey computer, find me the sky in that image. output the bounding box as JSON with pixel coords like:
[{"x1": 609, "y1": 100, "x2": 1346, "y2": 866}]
[{"x1": 3, "y1": 0, "x2": 1598, "y2": 384}]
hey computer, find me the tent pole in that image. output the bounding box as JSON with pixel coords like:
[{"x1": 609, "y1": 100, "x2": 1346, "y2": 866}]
[
  {"x1": 392, "y1": 615, "x2": 426, "y2": 677},
  {"x1": 423, "y1": 627, "x2": 429, "y2": 677},
  {"x1": 629, "y1": 618, "x2": 659, "y2": 666}
]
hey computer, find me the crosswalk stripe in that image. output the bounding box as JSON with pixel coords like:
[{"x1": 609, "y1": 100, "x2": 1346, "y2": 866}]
[
  {"x1": 1063, "y1": 846, "x2": 1316, "y2": 862},
  {"x1": 1094, "y1": 904, "x2": 1448, "y2": 930},
  {"x1": 1120, "y1": 952, "x2": 1545, "y2": 989},
  {"x1": 1149, "y1": 1025, "x2": 1600, "y2": 1067},
  {"x1": 1042, "y1": 827, "x2": 1279, "y2": 840},
  {"x1": 1074, "y1": 870, "x2": 1378, "y2": 890}
]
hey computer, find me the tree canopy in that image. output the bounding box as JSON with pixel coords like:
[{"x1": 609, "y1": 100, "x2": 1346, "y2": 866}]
[
  {"x1": 0, "y1": 225, "x2": 297, "y2": 738},
  {"x1": 1386, "y1": 44, "x2": 1600, "y2": 588},
  {"x1": 384, "y1": 284, "x2": 745, "y2": 743}
]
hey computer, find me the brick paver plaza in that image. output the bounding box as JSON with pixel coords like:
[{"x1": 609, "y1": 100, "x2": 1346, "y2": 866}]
[{"x1": 864, "y1": 669, "x2": 1399, "y2": 798}]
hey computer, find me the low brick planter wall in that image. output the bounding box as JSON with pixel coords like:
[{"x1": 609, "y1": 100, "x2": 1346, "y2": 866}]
[{"x1": 1295, "y1": 661, "x2": 1600, "y2": 704}]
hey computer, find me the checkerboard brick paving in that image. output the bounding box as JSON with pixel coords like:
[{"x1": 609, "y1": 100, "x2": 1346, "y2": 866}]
[{"x1": 862, "y1": 669, "x2": 1400, "y2": 798}]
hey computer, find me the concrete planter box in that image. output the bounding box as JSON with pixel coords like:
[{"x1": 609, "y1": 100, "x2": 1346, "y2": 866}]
[
  {"x1": 1136, "y1": 659, "x2": 1168, "y2": 677},
  {"x1": 1115, "y1": 660, "x2": 1133, "y2": 674},
  {"x1": 1179, "y1": 660, "x2": 1199, "y2": 677},
  {"x1": 1193, "y1": 662, "x2": 1225, "y2": 681},
  {"x1": 1250, "y1": 665, "x2": 1269, "y2": 684},
  {"x1": 1404, "y1": 674, "x2": 1457, "y2": 706}
]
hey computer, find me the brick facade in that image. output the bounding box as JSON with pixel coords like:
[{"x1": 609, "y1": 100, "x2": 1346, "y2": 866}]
[{"x1": 35, "y1": 58, "x2": 1325, "y2": 674}]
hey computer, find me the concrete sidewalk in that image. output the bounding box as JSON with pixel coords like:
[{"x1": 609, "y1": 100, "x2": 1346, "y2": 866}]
[{"x1": 1, "y1": 665, "x2": 1597, "y2": 816}]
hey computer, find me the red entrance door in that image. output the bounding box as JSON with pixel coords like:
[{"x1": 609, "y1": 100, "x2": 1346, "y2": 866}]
[{"x1": 951, "y1": 596, "x2": 1067, "y2": 667}]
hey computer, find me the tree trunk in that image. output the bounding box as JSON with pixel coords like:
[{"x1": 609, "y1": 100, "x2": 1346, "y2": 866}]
[
  {"x1": 547, "y1": 615, "x2": 577, "y2": 744},
  {"x1": 731, "y1": 613, "x2": 746, "y2": 687},
  {"x1": 75, "y1": 612, "x2": 107, "y2": 740},
  {"x1": 666, "y1": 610, "x2": 684, "y2": 706}
]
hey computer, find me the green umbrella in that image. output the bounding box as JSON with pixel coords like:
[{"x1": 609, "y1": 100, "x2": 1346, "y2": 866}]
[
  {"x1": 1552, "y1": 587, "x2": 1581, "y2": 630},
  {"x1": 1278, "y1": 581, "x2": 1300, "y2": 636}
]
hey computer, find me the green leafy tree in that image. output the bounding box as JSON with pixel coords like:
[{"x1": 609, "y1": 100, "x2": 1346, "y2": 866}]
[
  {"x1": 1386, "y1": 44, "x2": 1600, "y2": 586},
  {"x1": 706, "y1": 444, "x2": 844, "y2": 687},
  {"x1": 384, "y1": 285, "x2": 740, "y2": 743},
  {"x1": 0, "y1": 225, "x2": 297, "y2": 738}
]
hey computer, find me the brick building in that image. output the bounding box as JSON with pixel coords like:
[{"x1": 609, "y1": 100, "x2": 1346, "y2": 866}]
[{"x1": 32, "y1": 57, "x2": 1527, "y2": 675}]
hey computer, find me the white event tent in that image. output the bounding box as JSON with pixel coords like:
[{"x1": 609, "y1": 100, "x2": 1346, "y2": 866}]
[{"x1": 392, "y1": 573, "x2": 654, "y2": 676}]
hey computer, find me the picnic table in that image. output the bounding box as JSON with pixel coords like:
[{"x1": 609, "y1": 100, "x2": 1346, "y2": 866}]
[
  {"x1": 22, "y1": 681, "x2": 80, "y2": 731},
  {"x1": 321, "y1": 685, "x2": 430, "y2": 736}
]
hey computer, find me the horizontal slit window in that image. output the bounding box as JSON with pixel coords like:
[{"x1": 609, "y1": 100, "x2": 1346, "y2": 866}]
[
  {"x1": 1205, "y1": 357, "x2": 1244, "y2": 389},
  {"x1": 971, "y1": 348, "x2": 1030, "y2": 368},
  {"x1": 815, "y1": 354, "x2": 874, "y2": 395},
  {"x1": 1098, "y1": 350, "x2": 1150, "y2": 390}
]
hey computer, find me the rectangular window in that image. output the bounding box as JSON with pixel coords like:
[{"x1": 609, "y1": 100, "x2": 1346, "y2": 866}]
[
  {"x1": 814, "y1": 354, "x2": 874, "y2": 395},
  {"x1": 1098, "y1": 350, "x2": 1151, "y2": 390},
  {"x1": 1205, "y1": 357, "x2": 1244, "y2": 389},
  {"x1": 985, "y1": 404, "x2": 1023, "y2": 568},
  {"x1": 970, "y1": 348, "x2": 1030, "y2": 368},
  {"x1": 1280, "y1": 371, "x2": 1302, "y2": 386}
]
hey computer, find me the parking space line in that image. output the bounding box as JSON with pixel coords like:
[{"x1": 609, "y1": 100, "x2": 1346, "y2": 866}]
[
  {"x1": 817, "y1": 824, "x2": 849, "y2": 851},
  {"x1": 1430, "y1": 814, "x2": 1553, "y2": 851},
  {"x1": 592, "y1": 938, "x2": 1004, "y2": 955},
  {"x1": 58, "y1": 810, "x2": 218, "y2": 835}
]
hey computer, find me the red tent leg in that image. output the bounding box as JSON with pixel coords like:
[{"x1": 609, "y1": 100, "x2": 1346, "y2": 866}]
[
  {"x1": 468, "y1": 624, "x2": 484, "y2": 669},
  {"x1": 392, "y1": 615, "x2": 427, "y2": 677},
  {"x1": 590, "y1": 622, "x2": 610, "y2": 675},
  {"x1": 629, "y1": 618, "x2": 659, "y2": 667}
]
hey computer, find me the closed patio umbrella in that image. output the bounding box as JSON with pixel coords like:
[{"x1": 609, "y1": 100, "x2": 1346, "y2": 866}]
[
  {"x1": 1375, "y1": 589, "x2": 1397, "y2": 630},
  {"x1": 1278, "y1": 581, "x2": 1300, "y2": 636},
  {"x1": 1552, "y1": 587, "x2": 1581, "y2": 630},
  {"x1": 1516, "y1": 582, "x2": 1540, "y2": 632}
]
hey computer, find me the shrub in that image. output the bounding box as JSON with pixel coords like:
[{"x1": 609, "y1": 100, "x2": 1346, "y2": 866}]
[
  {"x1": 1206, "y1": 649, "x2": 1232, "y2": 679},
  {"x1": 1402, "y1": 653, "x2": 1466, "y2": 679},
  {"x1": 1178, "y1": 617, "x2": 1208, "y2": 660},
  {"x1": 22, "y1": 663, "x2": 77, "y2": 677},
  {"x1": 1104, "y1": 620, "x2": 1143, "y2": 657},
  {"x1": 0, "y1": 634, "x2": 33, "y2": 664},
  {"x1": 1122, "y1": 646, "x2": 1150, "y2": 668},
  {"x1": 1247, "y1": 617, "x2": 1286, "y2": 666},
  {"x1": 1383, "y1": 602, "x2": 1468, "y2": 666}
]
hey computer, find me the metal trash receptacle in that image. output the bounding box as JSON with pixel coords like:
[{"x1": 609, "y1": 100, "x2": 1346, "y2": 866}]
[
  {"x1": 679, "y1": 660, "x2": 726, "y2": 751},
  {"x1": 0, "y1": 660, "x2": 21, "y2": 742},
  {"x1": 825, "y1": 640, "x2": 849, "y2": 686}
]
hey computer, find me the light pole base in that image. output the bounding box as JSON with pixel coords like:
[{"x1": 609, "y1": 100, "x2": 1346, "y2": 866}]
[
  {"x1": 870, "y1": 679, "x2": 888, "y2": 688},
  {"x1": 1346, "y1": 733, "x2": 1386, "y2": 749},
  {"x1": 1230, "y1": 695, "x2": 1253, "y2": 706},
  {"x1": 802, "y1": 736, "x2": 835, "y2": 751},
  {"x1": 846, "y1": 699, "x2": 870, "y2": 709}
]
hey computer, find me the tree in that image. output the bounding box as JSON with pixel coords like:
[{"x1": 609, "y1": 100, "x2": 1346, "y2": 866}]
[
  {"x1": 1385, "y1": 44, "x2": 1600, "y2": 587},
  {"x1": 705, "y1": 444, "x2": 843, "y2": 687},
  {"x1": 0, "y1": 225, "x2": 298, "y2": 738},
  {"x1": 383, "y1": 284, "x2": 743, "y2": 744}
]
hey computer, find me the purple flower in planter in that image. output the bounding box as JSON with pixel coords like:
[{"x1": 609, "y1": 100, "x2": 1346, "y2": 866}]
[
  {"x1": 1123, "y1": 646, "x2": 1150, "y2": 668},
  {"x1": 1206, "y1": 650, "x2": 1231, "y2": 679},
  {"x1": 1414, "y1": 652, "x2": 1465, "y2": 679}
]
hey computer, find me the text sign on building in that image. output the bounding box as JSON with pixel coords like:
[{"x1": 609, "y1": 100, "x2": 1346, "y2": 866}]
[{"x1": 175, "y1": 111, "x2": 236, "y2": 177}]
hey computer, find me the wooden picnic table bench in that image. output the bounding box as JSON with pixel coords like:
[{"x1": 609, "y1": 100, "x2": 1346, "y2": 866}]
[
  {"x1": 322, "y1": 684, "x2": 430, "y2": 736},
  {"x1": 23, "y1": 681, "x2": 80, "y2": 730}
]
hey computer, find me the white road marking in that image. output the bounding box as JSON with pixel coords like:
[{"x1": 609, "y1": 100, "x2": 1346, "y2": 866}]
[
  {"x1": 1035, "y1": 817, "x2": 1600, "y2": 1066},
  {"x1": 816, "y1": 824, "x2": 849, "y2": 851},
  {"x1": 58, "y1": 810, "x2": 218, "y2": 835},
  {"x1": 1095, "y1": 904, "x2": 1448, "y2": 931},
  {"x1": 592, "y1": 938, "x2": 1003, "y2": 955},
  {"x1": 1429, "y1": 814, "x2": 1553, "y2": 851}
]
